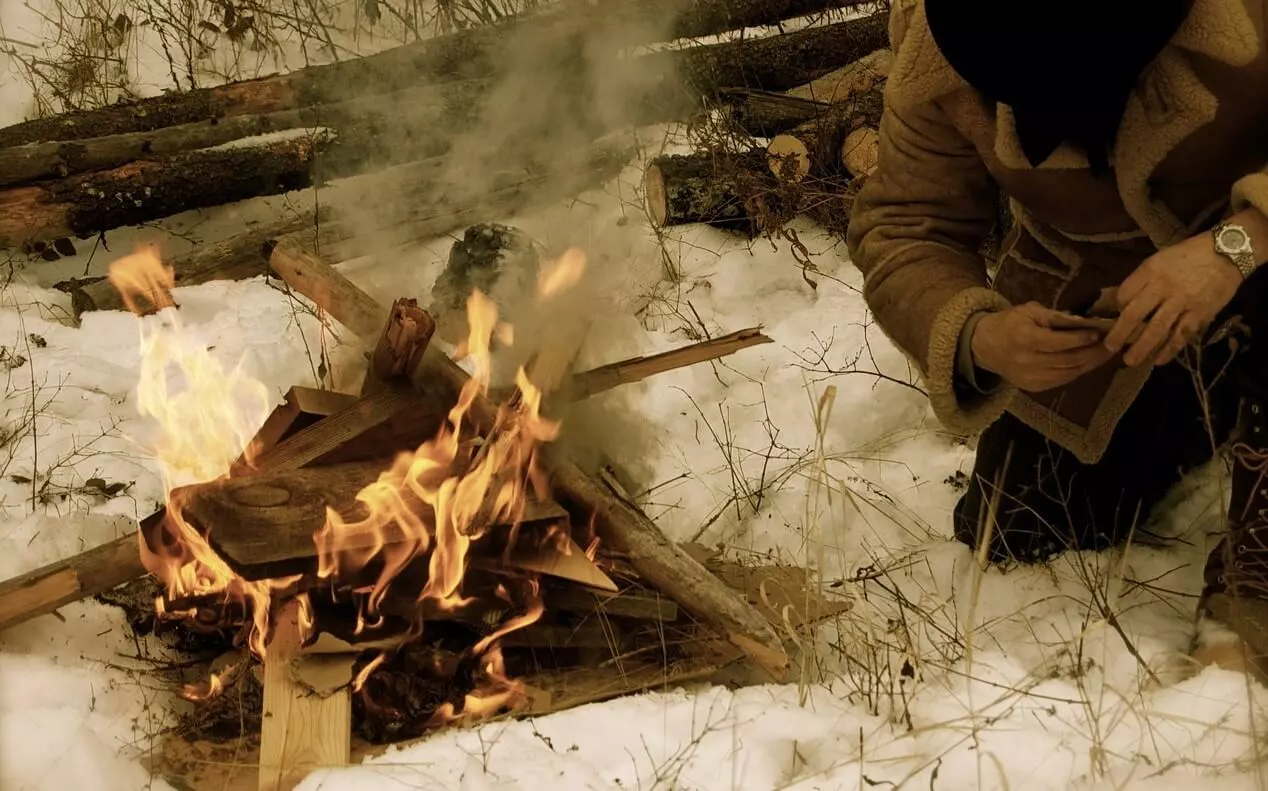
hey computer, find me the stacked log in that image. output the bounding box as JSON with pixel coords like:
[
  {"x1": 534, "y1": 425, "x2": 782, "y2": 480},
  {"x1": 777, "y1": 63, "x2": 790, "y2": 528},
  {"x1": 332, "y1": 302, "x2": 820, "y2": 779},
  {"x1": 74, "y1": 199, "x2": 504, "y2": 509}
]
[{"x1": 644, "y1": 45, "x2": 890, "y2": 238}]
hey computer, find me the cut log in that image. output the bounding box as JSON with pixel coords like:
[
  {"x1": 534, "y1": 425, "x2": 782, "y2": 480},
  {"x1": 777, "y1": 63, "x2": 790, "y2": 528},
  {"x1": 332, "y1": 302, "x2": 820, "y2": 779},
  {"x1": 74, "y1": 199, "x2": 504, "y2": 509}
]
[
  {"x1": 0, "y1": 135, "x2": 331, "y2": 249},
  {"x1": 265, "y1": 244, "x2": 791, "y2": 680},
  {"x1": 765, "y1": 82, "x2": 884, "y2": 182},
  {"x1": 841, "y1": 127, "x2": 880, "y2": 177},
  {"x1": 258, "y1": 599, "x2": 350, "y2": 791},
  {"x1": 643, "y1": 150, "x2": 782, "y2": 234},
  {"x1": 176, "y1": 461, "x2": 570, "y2": 580}
]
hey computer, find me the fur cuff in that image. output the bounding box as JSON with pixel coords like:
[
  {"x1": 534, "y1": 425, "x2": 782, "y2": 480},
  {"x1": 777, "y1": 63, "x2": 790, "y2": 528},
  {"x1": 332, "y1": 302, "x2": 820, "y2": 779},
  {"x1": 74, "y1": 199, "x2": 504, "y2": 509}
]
[
  {"x1": 925, "y1": 287, "x2": 1015, "y2": 436},
  {"x1": 1231, "y1": 171, "x2": 1268, "y2": 218}
]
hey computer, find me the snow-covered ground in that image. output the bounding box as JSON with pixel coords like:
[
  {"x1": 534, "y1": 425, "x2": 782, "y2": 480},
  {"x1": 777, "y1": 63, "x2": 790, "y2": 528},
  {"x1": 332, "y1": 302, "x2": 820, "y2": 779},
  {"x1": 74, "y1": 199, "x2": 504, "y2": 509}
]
[{"x1": 2, "y1": 3, "x2": 1267, "y2": 790}]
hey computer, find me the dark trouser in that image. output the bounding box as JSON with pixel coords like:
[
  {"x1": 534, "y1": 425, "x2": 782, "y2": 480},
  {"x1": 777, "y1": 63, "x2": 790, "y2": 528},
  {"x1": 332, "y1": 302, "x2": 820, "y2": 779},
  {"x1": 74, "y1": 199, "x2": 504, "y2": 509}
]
[{"x1": 954, "y1": 268, "x2": 1268, "y2": 564}]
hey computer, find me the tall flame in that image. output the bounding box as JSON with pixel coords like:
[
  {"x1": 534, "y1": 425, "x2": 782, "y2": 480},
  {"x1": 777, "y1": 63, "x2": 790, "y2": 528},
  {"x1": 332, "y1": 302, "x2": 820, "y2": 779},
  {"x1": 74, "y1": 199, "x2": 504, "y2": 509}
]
[{"x1": 114, "y1": 243, "x2": 589, "y2": 722}]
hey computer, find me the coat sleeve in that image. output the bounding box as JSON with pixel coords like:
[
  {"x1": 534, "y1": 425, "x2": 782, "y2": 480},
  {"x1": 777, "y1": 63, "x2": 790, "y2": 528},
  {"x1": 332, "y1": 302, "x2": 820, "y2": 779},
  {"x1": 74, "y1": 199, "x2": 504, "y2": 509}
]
[{"x1": 845, "y1": 89, "x2": 1015, "y2": 435}]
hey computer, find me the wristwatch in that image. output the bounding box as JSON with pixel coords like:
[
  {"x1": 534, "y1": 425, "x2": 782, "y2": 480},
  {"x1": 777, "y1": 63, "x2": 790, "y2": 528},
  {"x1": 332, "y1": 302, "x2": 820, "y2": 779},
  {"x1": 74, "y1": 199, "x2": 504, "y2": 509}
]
[{"x1": 1212, "y1": 220, "x2": 1258, "y2": 279}]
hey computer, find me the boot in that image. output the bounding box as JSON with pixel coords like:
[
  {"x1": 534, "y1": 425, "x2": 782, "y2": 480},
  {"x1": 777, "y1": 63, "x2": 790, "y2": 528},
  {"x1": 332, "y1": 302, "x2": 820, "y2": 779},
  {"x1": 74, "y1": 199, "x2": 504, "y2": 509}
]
[{"x1": 1195, "y1": 398, "x2": 1268, "y2": 677}]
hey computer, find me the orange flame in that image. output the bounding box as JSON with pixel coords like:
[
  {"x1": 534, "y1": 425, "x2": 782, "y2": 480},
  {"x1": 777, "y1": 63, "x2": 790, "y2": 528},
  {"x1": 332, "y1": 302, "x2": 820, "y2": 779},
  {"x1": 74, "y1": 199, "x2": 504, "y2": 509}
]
[{"x1": 116, "y1": 244, "x2": 588, "y2": 723}]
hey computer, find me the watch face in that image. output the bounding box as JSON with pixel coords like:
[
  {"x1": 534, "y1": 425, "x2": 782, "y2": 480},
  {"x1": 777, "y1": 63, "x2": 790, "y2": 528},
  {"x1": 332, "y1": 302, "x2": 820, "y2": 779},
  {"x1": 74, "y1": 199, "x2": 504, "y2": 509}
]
[{"x1": 1219, "y1": 225, "x2": 1250, "y2": 251}]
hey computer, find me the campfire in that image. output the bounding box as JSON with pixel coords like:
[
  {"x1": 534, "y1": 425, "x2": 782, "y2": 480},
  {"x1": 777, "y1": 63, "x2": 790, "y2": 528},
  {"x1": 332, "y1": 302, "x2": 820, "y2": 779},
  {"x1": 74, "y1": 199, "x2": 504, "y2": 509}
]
[{"x1": 61, "y1": 237, "x2": 850, "y2": 790}]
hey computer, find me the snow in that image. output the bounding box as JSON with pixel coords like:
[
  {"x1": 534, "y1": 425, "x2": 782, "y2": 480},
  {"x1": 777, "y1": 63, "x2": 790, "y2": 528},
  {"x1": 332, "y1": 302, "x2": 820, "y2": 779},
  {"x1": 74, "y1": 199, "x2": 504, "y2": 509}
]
[{"x1": 2, "y1": 5, "x2": 1267, "y2": 791}]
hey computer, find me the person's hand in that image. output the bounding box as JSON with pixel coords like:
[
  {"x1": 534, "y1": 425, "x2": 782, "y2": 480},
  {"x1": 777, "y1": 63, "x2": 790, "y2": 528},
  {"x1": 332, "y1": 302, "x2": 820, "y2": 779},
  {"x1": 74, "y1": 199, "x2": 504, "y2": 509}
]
[
  {"x1": 970, "y1": 302, "x2": 1115, "y2": 392},
  {"x1": 1104, "y1": 234, "x2": 1243, "y2": 367}
]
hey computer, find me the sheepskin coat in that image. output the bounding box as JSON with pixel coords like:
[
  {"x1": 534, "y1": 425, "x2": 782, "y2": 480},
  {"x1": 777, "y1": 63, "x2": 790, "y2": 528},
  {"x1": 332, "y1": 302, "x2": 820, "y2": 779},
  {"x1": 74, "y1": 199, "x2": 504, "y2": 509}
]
[{"x1": 846, "y1": 0, "x2": 1268, "y2": 462}]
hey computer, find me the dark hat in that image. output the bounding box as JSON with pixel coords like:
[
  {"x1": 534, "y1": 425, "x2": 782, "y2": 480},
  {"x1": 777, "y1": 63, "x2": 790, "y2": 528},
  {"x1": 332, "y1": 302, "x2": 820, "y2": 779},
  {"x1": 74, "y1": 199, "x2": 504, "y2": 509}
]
[{"x1": 924, "y1": 0, "x2": 1193, "y2": 173}]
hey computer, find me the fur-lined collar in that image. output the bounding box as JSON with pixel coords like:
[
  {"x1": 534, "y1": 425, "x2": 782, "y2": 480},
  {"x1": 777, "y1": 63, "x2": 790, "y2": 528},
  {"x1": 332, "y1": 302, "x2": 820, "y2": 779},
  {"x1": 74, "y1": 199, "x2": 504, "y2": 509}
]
[{"x1": 887, "y1": 0, "x2": 1263, "y2": 245}]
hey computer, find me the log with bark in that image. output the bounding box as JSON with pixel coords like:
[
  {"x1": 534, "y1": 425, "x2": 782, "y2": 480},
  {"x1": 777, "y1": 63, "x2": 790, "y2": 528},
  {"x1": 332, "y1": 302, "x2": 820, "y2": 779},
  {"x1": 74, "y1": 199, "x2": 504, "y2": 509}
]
[
  {"x1": 783, "y1": 47, "x2": 892, "y2": 102},
  {"x1": 0, "y1": 6, "x2": 884, "y2": 157},
  {"x1": 765, "y1": 81, "x2": 884, "y2": 182},
  {"x1": 27, "y1": 130, "x2": 629, "y2": 263},
  {"x1": 718, "y1": 89, "x2": 832, "y2": 138},
  {"x1": 643, "y1": 149, "x2": 794, "y2": 234},
  {"x1": 0, "y1": 81, "x2": 487, "y2": 187},
  {"x1": 264, "y1": 240, "x2": 791, "y2": 680}
]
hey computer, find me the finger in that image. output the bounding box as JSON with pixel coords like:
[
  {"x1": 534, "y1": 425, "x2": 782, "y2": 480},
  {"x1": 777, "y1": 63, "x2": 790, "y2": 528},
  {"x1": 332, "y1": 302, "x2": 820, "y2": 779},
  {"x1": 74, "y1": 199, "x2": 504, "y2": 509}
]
[
  {"x1": 1155, "y1": 314, "x2": 1205, "y2": 366},
  {"x1": 1104, "y1": 287, "x2": 1163, "y2": 352},
  {"x1": 1038, "y1": 343, "x2": 1117, "y2": 371},
  {"x1": 1124, "y1": 301, "x2": 1183, "y2": 367},
  {"x1": 1115, "y1": 265, "x2": 1150, "y2": 308}
]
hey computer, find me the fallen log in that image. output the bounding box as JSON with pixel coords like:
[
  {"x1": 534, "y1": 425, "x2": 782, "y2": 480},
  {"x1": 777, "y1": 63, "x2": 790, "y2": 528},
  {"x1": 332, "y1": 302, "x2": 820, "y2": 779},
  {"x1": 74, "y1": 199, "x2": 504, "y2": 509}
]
[
  {"x1": 0, "y1": 6, "x2": 885, "y2": 150},
  {"x1": 0, "y1": 81, "x2": 486, "y2": 188},
  {"x1": 0, "y1": 135, "x2": 331, "y2": 249},
  {"x1": 765, "y1": 82, "x2": 884, "y2": 182},
  {"x1": 634, "y1": 11, "x2": 890, "y2": 120},
  {"x1": 718, "y1": 89, "x2": 831, "y2": 138},
  {"x1": 783, "y1": 47, "x2": 891, "y2": 102},
  {"x1": 265, "y1": 240, "x2": 791, "y2": 680}
]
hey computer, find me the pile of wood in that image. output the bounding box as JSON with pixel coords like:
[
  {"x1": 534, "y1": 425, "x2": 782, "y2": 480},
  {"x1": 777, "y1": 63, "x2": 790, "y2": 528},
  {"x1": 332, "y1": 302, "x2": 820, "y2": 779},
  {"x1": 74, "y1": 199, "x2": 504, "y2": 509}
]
[
  {"x1": 0, "y1": 236, "x2": 851, "y2": 790},
  {"x1": 0, "y1": 0, "x2": 889, "y2": 259},
  {"x1": 642, "y1": 47, "x2": 891, "y2": 238}
]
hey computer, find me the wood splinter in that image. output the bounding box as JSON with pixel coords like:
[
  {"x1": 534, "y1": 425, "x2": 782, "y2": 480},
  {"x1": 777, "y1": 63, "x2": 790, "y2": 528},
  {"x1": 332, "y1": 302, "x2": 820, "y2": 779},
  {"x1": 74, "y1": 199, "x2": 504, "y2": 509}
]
[{"x1": 363, "y1": 298, "x2": 435, "y2": 396}]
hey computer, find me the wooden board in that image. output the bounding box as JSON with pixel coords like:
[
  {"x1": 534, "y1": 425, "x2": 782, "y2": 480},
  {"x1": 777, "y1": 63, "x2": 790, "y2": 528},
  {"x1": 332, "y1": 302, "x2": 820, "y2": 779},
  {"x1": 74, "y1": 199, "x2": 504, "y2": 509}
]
[{"x1": 259, "y1": 599, "x2": 350, "y2": 791}]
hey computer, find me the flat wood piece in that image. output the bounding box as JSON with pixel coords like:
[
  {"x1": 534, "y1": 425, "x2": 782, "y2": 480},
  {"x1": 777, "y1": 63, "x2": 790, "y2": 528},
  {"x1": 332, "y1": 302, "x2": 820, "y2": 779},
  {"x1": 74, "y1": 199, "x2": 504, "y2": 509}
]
[
  {"x1": 521, "y1": 650, "x2": 738, "y2": 716},
  {"x1": 240, "y1": 386, "x2": 431, "y2": 475},
  {"x1": 259, "y1": 599, "x2": 350, "y2": 791},
  {"x1": 492, "y1": 536, "x2": 617, "y2": 593},
  {"x1": 179, "y1": 461, "x2": 570, "y2": 580}
]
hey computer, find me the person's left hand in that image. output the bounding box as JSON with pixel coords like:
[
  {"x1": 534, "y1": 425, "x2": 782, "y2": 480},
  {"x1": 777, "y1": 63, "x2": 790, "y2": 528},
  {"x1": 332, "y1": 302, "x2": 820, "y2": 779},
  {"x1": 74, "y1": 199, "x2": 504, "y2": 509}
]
[{"x1": 1103, "y1": 233, "x2": 1244, "y2": 367}]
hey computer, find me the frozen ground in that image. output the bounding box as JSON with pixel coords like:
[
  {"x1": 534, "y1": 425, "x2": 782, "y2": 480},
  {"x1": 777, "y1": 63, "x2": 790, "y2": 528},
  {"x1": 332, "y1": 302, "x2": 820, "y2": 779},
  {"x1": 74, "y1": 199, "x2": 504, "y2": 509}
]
[{"x1": 2, "y1": 3, "x2": 1267, "y2": 790}]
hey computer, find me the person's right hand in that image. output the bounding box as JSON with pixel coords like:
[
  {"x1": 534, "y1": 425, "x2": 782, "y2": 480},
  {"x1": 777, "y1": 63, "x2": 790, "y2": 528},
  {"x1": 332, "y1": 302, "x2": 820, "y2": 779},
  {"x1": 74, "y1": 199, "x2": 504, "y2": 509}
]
[{"x1": 970, "y1": 302, "x2": 1116, "y2": 392}]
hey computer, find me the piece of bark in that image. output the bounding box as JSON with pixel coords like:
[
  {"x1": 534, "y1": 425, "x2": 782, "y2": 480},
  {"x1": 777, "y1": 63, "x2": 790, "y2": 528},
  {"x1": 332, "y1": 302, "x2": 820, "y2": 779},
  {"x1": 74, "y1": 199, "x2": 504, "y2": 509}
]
[
  {"x1": 0, "y1": 4, "x2": 882, "y2": 149},
  {"x1": 236, "y1": 386, "x2": 441, "y2": 477},
  {"x1": 233, "y1": 386, "x2": 358, "y2": 473},
  {"x1": 557, "y1": 327, "x2": 773, "y2": 402},
  {"x1": 176, "y1": 460, "x2": 569, "y2": 580},
  {"x1": 258, "y1": 599, "x2": 350, "y2": 791},
  {"x1": 265, "y1": 246, "x2": 791, "y2": 680},
  {"x1": 765, "y1": 82, "x2": 884, "y2": 182},
  {"x1": 783, "y1": 47, "x2": 892, "y2": 102}
]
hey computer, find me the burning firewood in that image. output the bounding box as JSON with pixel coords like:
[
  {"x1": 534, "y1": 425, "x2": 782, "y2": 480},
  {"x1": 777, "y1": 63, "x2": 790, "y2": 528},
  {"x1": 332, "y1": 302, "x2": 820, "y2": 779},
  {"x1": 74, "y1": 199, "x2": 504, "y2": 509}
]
[{"x1": 263, "y1": 239, "x2": 791, "y2": 680}]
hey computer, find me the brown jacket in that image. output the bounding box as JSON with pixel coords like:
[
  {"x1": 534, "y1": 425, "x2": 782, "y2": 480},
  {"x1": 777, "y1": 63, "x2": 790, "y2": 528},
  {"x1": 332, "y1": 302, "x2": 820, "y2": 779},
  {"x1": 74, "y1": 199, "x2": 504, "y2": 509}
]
[{"x1": 846, "y1": 0, "x2": 1268, "y2": 463}]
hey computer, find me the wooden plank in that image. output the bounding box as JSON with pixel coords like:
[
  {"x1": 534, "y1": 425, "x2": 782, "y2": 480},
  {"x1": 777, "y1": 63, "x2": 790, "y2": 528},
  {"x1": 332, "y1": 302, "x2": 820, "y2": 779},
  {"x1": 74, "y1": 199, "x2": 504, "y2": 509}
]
[
  {"x1": 258, "y1": 599, "x2": 350, "y2": 791},
  {"x1": 178, "y1": 461, "x2": 570, "y2": 580}
]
